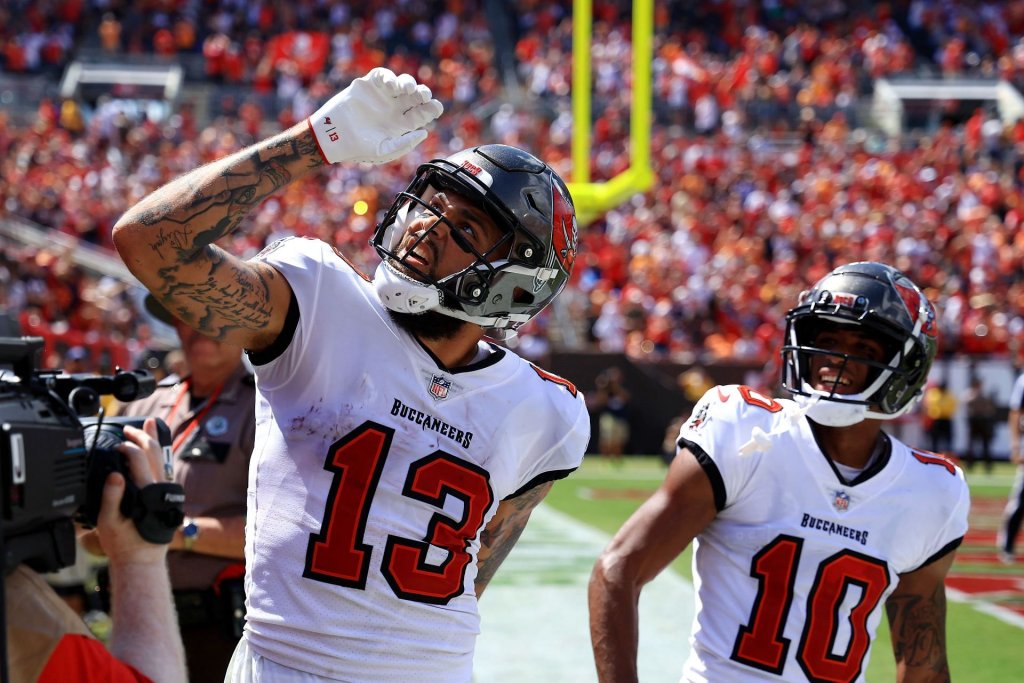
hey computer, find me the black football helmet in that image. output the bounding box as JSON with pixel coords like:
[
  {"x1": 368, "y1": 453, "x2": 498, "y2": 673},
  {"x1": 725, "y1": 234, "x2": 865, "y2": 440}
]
[
  {"x1": 371, "y1": 144, "x2": 578, "y2": 336},
  {"x1": 781, "y1": 262, "x2": 938, "y2": 426}
]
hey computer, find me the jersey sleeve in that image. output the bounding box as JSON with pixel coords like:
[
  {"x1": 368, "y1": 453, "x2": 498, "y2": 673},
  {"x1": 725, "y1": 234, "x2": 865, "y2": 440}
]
[
  {"x1": 676, "y1": 385, "x2": 775, "y2": 511},
  {"x1": 912, "y1": 465, "x2": 971, "y2": 571},
  {"x1": 250, "y1": 236, "x2": 376, "y2": 392},
  {"x1": 505, "y1": 373, "x2": 590, "y2": 499}
]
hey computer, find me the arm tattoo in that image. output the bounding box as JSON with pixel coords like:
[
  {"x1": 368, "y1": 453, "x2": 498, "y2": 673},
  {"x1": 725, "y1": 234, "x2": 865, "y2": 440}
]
[
  {"x1": 124, "y1": 130, "x2": 323, "y2": 340},
  {"x1": 886, "y1": 584, "x2": 951, "y2": 676},
  {"x1": 475, "y1": 484, "x2": 551, "y2": 594},
  {"x1": 132, "y1": 131, "x2": 322, "y2": 258}
]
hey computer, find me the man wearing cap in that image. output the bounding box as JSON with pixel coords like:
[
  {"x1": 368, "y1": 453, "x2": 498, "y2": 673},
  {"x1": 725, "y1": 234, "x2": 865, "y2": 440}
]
[{"x1": 115, "y1": 294, "x2": 256, "y2": 682}]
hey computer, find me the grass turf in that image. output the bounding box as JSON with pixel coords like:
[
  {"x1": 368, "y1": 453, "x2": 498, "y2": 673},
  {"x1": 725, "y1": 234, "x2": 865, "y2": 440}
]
[{"x1": 545, "y1": 456, "x2": 1022, "y2": 682}]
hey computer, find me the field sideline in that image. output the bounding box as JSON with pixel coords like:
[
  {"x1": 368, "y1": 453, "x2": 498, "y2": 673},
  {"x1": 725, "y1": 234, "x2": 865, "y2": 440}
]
[{"x1": 477, "y1": 457, "x2": 1023, "y2": 682}]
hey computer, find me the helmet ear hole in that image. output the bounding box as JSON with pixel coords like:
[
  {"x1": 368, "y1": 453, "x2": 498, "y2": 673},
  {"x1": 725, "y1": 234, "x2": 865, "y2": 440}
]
[{"x1": 512, "y1": 287, "x2": 535, "y2": 305}]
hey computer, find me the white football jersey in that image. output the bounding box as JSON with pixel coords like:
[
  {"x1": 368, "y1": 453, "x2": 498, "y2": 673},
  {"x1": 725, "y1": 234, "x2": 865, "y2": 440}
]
[
  {"x1": 243, "y1": 237, "x2": 589, "y2": 681},
  {"x1": 676, "y1": 385, "x2": 969, "y2": 683}
]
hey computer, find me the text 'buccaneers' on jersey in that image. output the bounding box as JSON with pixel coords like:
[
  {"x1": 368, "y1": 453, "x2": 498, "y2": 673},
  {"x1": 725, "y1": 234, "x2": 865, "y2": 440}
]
[
  {"x1": 678, "y1": 384, "x2": 968, "y2": 681},
  {"x1": 244, "y1": 237, "x2": 588, "y2": 680},
  {"x1": 590, "y1": 262, "x2": 969, "y2": 683}
]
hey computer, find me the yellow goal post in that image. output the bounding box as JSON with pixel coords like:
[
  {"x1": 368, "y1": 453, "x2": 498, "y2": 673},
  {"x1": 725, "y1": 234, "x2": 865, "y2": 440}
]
[{"x1": 568, "y1": 0, "x2": 656, "y2": 225}]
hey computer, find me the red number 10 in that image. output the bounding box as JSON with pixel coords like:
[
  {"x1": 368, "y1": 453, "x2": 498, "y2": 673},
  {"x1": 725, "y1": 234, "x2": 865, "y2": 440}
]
[
  {"x1": 303, "y1": 421, "x2": 494, "y2": 605},
  {"x1": 731, "y1": 534, "x2": 891, "y2": 682}
]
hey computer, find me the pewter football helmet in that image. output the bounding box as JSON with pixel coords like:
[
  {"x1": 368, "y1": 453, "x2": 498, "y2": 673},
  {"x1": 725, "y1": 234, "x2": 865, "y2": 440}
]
[
  {"x1": 781, "y1": 262, "x2": 938, "y2": 426},
  {"x1": 372, "y1": 144, "x2": 578, "y2": 335}
]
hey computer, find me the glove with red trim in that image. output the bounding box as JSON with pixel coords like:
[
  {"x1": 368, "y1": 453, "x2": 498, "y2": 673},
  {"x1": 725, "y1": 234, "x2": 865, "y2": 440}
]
[{"x1": 308, "y1": 67, "x2": 444, "y2": 165}]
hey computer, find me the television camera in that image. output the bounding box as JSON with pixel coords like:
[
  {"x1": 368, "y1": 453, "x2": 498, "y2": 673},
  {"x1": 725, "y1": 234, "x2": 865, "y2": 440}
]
[{"x1": 0, "y1": 337, "x2": 185, "y2": 576}]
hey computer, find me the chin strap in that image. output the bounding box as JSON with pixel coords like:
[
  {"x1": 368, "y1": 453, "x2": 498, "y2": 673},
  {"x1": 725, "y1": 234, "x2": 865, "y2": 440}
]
[
  {"x1": 738, "y1": 394, "x2": 821, "y2": 457},
  {"x1": 373, "y1": 260, "x2": 526, "y2": 333}
]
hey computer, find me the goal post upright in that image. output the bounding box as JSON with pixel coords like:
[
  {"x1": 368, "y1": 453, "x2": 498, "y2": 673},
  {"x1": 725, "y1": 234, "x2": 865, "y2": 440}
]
[{"x1": 568, "y1": 0, "x2": 655, "y2": 225}]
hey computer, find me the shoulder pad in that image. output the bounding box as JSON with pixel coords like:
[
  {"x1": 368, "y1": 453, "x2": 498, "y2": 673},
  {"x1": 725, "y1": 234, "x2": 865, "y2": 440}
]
[{"x1": 680, "y1": 384, "x2": 788, "y2": 448}]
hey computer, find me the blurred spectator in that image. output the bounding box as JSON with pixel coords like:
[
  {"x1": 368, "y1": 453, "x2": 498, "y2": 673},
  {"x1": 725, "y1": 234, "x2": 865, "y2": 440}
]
[
  {"x1": 65, "y1": 345, "x2": 90, "y2": 374},
  {"x1": 98, "y1": 13, "x2": 121, "y2": 53},
  {"x1": 590, "y1": 367, "x2": 632, "y2": 463},
  {"x1": 0, "y1": 283, "x2": 21, "y2": 337},
  {"x1": 923, "y1": 380, "x2": 958, "y2": 456},
  {"x1": 964, "y1": 375, "x2": 999, "y2": 473},
  {"x1": 678, "y1": 367, "x2": 714, "y2": 404}
]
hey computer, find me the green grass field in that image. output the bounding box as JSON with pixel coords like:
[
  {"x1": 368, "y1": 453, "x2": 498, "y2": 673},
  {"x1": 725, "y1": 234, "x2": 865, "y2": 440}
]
[{"x1": 544, "y1": 457, "x2": 1023, "y2": 682}]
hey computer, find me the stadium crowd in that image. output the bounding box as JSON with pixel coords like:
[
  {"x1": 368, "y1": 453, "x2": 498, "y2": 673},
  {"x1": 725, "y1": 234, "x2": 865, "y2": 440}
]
[{"x1": 3, "y1": 0, "x2": 1024, "y2": 373}]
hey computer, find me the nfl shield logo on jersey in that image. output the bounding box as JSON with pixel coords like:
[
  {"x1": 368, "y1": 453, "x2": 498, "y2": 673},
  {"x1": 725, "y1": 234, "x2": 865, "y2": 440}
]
[
  {"x1": 833, "y1": 490, "x2": 851, "y2": 512},
  {"x1": 429, "y1": 375, "x2": 452, "y2": 401}
]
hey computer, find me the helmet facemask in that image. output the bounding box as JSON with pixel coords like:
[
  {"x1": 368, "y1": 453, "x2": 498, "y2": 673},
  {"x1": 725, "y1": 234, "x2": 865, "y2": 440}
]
[
  {"x1": 783, "y1": 318, "x2": 923, "y2": 425},
  {"x1": 371, "y1": 145, "x2": 576, "y2": 339},
  {"x1": 375, "y1": 180, "x2": 517, "y2": 312},
  {"x1": 780, "y1": 263, "x2": 937, "y2": 427}
]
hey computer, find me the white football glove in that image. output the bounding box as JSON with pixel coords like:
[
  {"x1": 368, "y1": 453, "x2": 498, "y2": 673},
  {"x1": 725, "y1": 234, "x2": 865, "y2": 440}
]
[{"x1": 308, "y1": 67, "x2": 444, "y2": 165}]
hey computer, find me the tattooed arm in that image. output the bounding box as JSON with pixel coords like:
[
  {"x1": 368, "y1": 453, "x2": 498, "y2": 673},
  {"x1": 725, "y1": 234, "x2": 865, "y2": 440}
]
[
  {"x1": 112, "y1": 123, "x2": 321, "y2": 350},
  {"x1": 886, "y1": 550, "x2": 957, "y2": 683},
  {"x1": 475, "y1": 481, "x2": 554, "y2": 598},
  {"x1": 114, "y1": 69, "x2": 442, "y2": 351}
]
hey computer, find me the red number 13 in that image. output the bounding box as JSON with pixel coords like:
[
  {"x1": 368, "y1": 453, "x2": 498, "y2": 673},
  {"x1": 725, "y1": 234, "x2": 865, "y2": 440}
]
[{"x1": 303, "y1": 421, "x2": 493, "y2": 605}]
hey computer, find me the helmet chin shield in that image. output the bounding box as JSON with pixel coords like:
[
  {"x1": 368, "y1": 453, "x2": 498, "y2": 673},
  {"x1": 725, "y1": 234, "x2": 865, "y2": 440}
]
[
  {"x1": 795, "y1": 391, "x2": 869, "y2": 427},
  {"x1": 373, "y1": 260, "x2": 442, "y2": 314},
  {"x1": 371, "y1": 144, "x2": 577, "y2": 336},
  {"x1": 781, "y1": 262, "x2": 938, "y2": 424}
]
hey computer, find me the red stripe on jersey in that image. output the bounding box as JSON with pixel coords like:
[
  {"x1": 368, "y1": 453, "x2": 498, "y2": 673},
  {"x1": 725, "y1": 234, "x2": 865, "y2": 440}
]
[
  {"x1": 329, "y1": 245, "x2": 372, "y2": 282},
  {"x1": 911, "y1": 449, "x2": 957, "y2": 475},
  {"x1": 529, "y1": 364, "x2": 577, "y2": 397}
]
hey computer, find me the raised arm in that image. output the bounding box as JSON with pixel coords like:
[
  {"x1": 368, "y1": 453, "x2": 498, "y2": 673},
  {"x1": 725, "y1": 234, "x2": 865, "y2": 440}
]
[
  {"x1": 112, "y1": 67, "x2": 443, "y2": 351},
  {"x1": 589, "y1": 448, "x2": 718, "y2": 683},
  {"x1": 112, "y1": 125, "x2": 321, "y2": 350},
  {"x1": 885, "y1": 550, "x2": 957, "y2": 683}
]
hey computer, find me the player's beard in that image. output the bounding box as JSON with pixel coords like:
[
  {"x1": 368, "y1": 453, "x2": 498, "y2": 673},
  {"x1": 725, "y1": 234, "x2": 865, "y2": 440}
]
[{"x1": 387, "y1": 308, "x2": 467, "y2": 341}]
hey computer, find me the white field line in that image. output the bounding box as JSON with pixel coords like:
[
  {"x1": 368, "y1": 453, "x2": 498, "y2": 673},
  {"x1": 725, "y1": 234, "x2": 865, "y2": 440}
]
[
  {"x1": 946, "y1": 586, "x2": 1024, "y2": 630},
  {"x1": 474, "y1": 504, "x2": 694, "y2": 682}
]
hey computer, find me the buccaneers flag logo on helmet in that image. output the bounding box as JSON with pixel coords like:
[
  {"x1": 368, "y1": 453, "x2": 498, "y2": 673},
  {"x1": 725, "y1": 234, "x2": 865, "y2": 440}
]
[
  {"x1": 551, "y1": 185, "x2": 578, "y2": 274},
  {"x1": 894, "y1": 279, "x2": 938, "y2": 338}
]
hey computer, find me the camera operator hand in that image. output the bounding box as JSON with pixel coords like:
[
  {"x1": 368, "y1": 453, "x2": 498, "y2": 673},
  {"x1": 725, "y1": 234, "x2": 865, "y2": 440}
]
[
  {"x1": 94, "y1": 418, "x2": 187, "y2": 683},
  {"x1": 90, "y1": 418, "x2": 170, "y2": 564},
  {"x1": 78, "y1": 418, "x2": 170, "y2": 560}
]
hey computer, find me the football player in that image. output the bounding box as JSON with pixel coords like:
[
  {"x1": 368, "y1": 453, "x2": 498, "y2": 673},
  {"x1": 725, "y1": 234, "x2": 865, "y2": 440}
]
[
  {"x1": 590, "y1": 262, "x2": 970, "y2": 683},
  {"x1": 113, "y1": 67, "x2": 589, "y2": 681}
]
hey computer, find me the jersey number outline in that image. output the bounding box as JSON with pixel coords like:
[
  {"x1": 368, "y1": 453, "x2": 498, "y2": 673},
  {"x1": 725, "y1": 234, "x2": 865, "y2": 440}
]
[
  {"x1": 303, "y1": 421, "x2": 494, "y2": 605},
  {"x1": 738, "y1": 385, "x2": 784, "y2": 413},
  {"x1": 731, "y1": 534, "x2": 891, "y2": 682}
]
